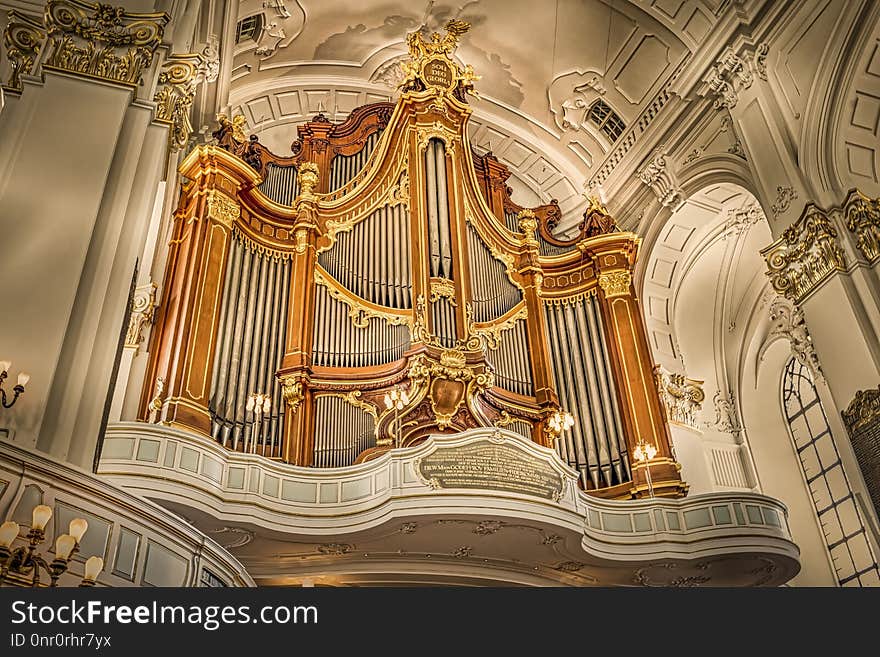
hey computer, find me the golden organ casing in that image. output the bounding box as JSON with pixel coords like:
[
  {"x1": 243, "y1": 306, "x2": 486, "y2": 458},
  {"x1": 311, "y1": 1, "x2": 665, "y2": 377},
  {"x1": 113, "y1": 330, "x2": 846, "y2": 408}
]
[{"x1": 140, "y1": 21, "x2": 686, "y2": 499}]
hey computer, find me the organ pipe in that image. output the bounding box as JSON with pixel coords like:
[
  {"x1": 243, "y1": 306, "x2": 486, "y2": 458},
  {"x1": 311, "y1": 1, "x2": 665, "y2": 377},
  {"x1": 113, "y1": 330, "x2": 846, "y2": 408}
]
[
  {"x1": 545, "y1": 296, "x2": 628, "y2": 490},
  {"x1": 209, "y1": 235, "x2": 289, "y2": 458}
]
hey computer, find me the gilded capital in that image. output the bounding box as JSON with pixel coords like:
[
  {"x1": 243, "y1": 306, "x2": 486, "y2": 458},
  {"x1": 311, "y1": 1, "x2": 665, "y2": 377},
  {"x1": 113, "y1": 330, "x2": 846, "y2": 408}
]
[
  {"x1": 43, "y1": 0, "x2": 169, "y2": 87},
  {"x1": 598, "y1": 270, "x2": 632, "y2": 298},
  {"x1": 279, "y1": 375, "x2": 305, "y2": 413},
  {"x1": 206, "y1": 192, "x2": 240, "y2": 228}
]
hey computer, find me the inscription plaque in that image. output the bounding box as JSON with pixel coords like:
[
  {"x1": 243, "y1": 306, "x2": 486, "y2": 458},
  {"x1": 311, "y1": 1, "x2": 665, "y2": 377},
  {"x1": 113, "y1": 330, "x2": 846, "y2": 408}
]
[
  {"x1": 417, "y1": 438, "x2": 564, "y2": 501},
  {"x1": 422, "y1": 58, "x2": 454, "y2": 90}
]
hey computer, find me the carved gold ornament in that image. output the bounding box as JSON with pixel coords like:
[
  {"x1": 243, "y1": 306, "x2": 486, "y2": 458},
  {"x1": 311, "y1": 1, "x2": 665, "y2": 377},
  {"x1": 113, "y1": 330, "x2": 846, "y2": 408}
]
[
  {"x1": 517, "y1": 210, "x2": 539, "y2": 244},
  {"x1": 315, "y1": 267, "x2": 410, "y2": 329},
  {"x1": 654, "y1": 366, "x2": 705, "y2": 429},
  {"x1": 429, "y1": 278, "x2": 456, "y2": 305},
  {"x1": 475, "y1": 305, "x2": 528, "y2": 350},
  {"x1": 297, "y1": 162, "x2": 320, "y2": 200},
  {"x1": 280, "y1": 376, "x2": 304, "y2": 413},
  {"x1": 153, "y1": 52, "x2": 207, "y2": 152},
  {"x1": 597, "y1": 270, "x2": 632, "y2": 298},
  {"x1": 206, "y1": 191, "x2": 240, "y2": 228},
  {"x1": 43, "y1": 0, "x2": 169, "y2": 87},
  {"x1": 844, "y1": 190, "x2": 880, "y2": 263},
  {"x1": 387, "y1": 171, "x2": 410, "y2": 208},
  {"x1": 493, "y1": 411, "x2": 533, "y2": 433},
  {"x1": 398, "y1": 19, "x2": 479, "y2": 99},
  {"x1": 407, "y1": 349, "x2": 494, "y2": 429},
  {"x1": 2, "y1": 11, "x2": 46, "y2": 92},
  {"x1": 762, "y1": 204, "x2": 846, "y2": 303}
]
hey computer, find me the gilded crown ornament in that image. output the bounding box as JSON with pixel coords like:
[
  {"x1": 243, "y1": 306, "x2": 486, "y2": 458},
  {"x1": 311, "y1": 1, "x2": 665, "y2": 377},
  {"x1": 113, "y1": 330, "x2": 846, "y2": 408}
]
[{"x1": 398, "y1": 19, "x2": 480, "y2": 99}]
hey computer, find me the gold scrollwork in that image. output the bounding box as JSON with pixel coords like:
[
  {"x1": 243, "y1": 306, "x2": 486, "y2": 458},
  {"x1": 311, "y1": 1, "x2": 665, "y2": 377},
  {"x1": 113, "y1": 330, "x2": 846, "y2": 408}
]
[
  {"x1": 2, "y1": 11, "x2": 46, "y2": 92},
  {"x1": 429, "y1": 278, "x2": 456, "y2": 305},
  {"x1": 315, "y1": 267, "x2": 410, "y2": 329},
  {"x1": 388, "y1": 170, "x2": 409, "y2": 208},
  {"x1": 845, "y1": 190, "x2": 880, "y2": 263},
  {"x1": 43, "y1": 0, "x2": 169, "y2": 87},
  {"x1": 407, "y1": 348, "x2": 494, "y2": 429},
  {"x1": 417, "y1": 121, "x2": 457, "y2": 154},
  {"x1": 153, "y1": 52, "x2": 205, "y2": 151},
  {"x1": 762, "y1": 204, "x2": 846, "y2": 303},
  {"x1": 398, "y1": 18, "x2": 478, "y2": 99},
  {"x1": 279, "y1": 375, "x2": 304, "y2": 413},
  {"x1": 206, "y1": 191, "x2": 239, "y2": 228},
  {"x1": 517, "y1": 209, "x2": 538, "y2": 244},
  {"x1": 474, "y1": 305, "x2": 528, "y2": 350},
  {"x1": 597, "y1": 270, "x2": 632, "y2": 298},
  {"x1": 654, "y1": 366, "x2": 705, "y2": 430},
  {"x1": 493, "y1": 411, "x2": 533, "y2": 432}
]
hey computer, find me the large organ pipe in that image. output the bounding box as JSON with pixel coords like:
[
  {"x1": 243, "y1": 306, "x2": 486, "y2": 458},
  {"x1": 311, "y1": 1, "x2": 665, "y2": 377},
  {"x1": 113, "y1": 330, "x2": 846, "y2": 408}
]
[
  {"x1": 435, "y1": 140, "x2": 453, "y2": 279},
  {"x1": 486, "y1": 319, "x2": 534, "y2": 396},
  {"x1": 545, "y1": 296, "x2": 628, "y2": 489},
  {"x1": 209, "y1": 236, "x2": 289, "y2": 457}
]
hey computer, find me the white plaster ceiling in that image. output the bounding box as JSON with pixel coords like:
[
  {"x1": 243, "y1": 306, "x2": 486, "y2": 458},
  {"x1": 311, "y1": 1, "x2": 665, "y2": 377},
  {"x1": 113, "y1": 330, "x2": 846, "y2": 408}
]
[{"x1": 228, "y1": 0, "x2": 725, "y2": 218}]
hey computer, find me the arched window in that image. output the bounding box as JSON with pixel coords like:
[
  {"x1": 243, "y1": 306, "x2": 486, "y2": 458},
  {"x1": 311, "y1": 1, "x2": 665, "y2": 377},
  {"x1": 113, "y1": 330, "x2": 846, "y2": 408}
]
[
  {"x1": 782, "y1": 358, "x2": 880, "y2": 585},
  {"x1": 587, "y1": 100, "x2": 626, "y2": 142},
  {"x1": 235, "y1": 14, "x2": 264, "y2": 44}
]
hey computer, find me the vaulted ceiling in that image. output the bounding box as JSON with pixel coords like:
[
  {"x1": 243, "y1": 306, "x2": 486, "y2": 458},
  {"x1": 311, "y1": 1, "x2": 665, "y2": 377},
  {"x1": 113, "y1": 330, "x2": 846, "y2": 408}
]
[{"x1": 228, "y1": 0, "x2": 727, "y2": 219}]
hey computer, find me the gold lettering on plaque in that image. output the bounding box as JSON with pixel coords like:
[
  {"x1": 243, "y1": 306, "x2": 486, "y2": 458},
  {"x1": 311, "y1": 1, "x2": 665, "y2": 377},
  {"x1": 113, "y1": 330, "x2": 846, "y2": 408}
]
[{"x1": 417, "y1": 439, "x2": 564, "y2": 501}]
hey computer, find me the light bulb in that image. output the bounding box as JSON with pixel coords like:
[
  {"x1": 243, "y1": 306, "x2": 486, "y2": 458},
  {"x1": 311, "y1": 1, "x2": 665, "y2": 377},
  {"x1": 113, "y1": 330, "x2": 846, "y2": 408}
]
[
  {"x1": 384, "y1": 393, "x2": 393, "y2": 409},
  {"x1": 17, "y1": 372, "x2": 30, "y2": 387},
  {"x1": 69, "y1": 518, "x2": 88, "y2": 543},
  {"x1": 263, "y1": 397, "x2": 271, "y2": 413},
  {"x1": 0, "y1": 360, "x2": 10, "y2": 374},
  {"x1": 246, "y1": 396, "x2": 255, "y2": 412},
  {"x1": 55, "y1": 534, "x2": 77, "y2": 561},
  {"x1": 0, "y1": 520, "x2": 19, "y2": 548},
  {"x1": 31, "y1": 504, "x2": 53, "y2": 531},
  {"x1": 83, "y1": 556, "x2": 103, "y2": 582}
]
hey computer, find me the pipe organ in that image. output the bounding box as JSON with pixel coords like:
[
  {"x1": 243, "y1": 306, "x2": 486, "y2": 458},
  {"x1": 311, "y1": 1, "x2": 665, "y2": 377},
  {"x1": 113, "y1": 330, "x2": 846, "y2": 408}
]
[{"x1": 141, "y1": 21, "x2": 686, "y2": 498}]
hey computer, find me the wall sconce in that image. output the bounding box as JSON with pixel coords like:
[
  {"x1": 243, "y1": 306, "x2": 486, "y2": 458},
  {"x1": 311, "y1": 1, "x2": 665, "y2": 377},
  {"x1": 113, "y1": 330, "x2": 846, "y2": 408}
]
[
  {"x1": 632, "y1": 438, "x2": 658, "y2": 499},
  {"x1": 246, "y1": 392, "x2": 271, "y2": 454},
  {"x1": 0, "y1": 505, "x2": 97, "y2": 587},
  {"x1": 0, "y1": 360, "x2": 29, "y2": 409},
  {"x1": 545, "y1": 409, "x2": 575, "y2": 444},
  {"x1": 383, "y1": 387, "x2": 410, "y2": 447}
]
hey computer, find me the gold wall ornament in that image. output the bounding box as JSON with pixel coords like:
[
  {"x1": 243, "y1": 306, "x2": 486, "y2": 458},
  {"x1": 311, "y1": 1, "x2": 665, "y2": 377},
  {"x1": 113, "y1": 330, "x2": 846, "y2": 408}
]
[
  {"x1": 597, "y1": 270, "x2": 632, "y2": 298},
  {"x1": 475, "y1": 305, "x2": 528, "y2": 350},
  {"x1": 206, "y1": 191, "x2": 240, "y2": 228},
  {"x1": 417, "y1": 122, "x2": 458, "y2": 154},
  {"x1": 429, "y1": 278, "x2": 456, "y2": 305},
  {"x1": 43, "y1": 0, "x2": 169, "y2": 87},
  {"x1": 653, "y1": 366, "x2": 705, "y2": 429},
  {"x1": 2, "y1": 11, "x2": 46, "y2": 92},
  {"x1": 761, "y1": 204, "x2": 847, "y2": 303},
  {"x1": 315, "y1": 267, "x2": 410, "y2": 329},
  {"x1": 124, "y1": 282, "x2": 157, "y2": 354},
  {"x1": 153, "y1": 53, "x2": 206, "y2": 152},
  {"x1": 844, "y1": 189, "x2": 880, "y2": 263},
  {"x1": 280, "y1": 375, "x2": 304, "y2": 413}
]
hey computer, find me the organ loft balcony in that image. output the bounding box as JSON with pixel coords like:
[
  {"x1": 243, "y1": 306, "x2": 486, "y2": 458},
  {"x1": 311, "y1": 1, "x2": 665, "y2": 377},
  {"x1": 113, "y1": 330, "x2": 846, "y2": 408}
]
[{"x1": 101, "y1": 20, "x2": 801, "y2": 586}]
